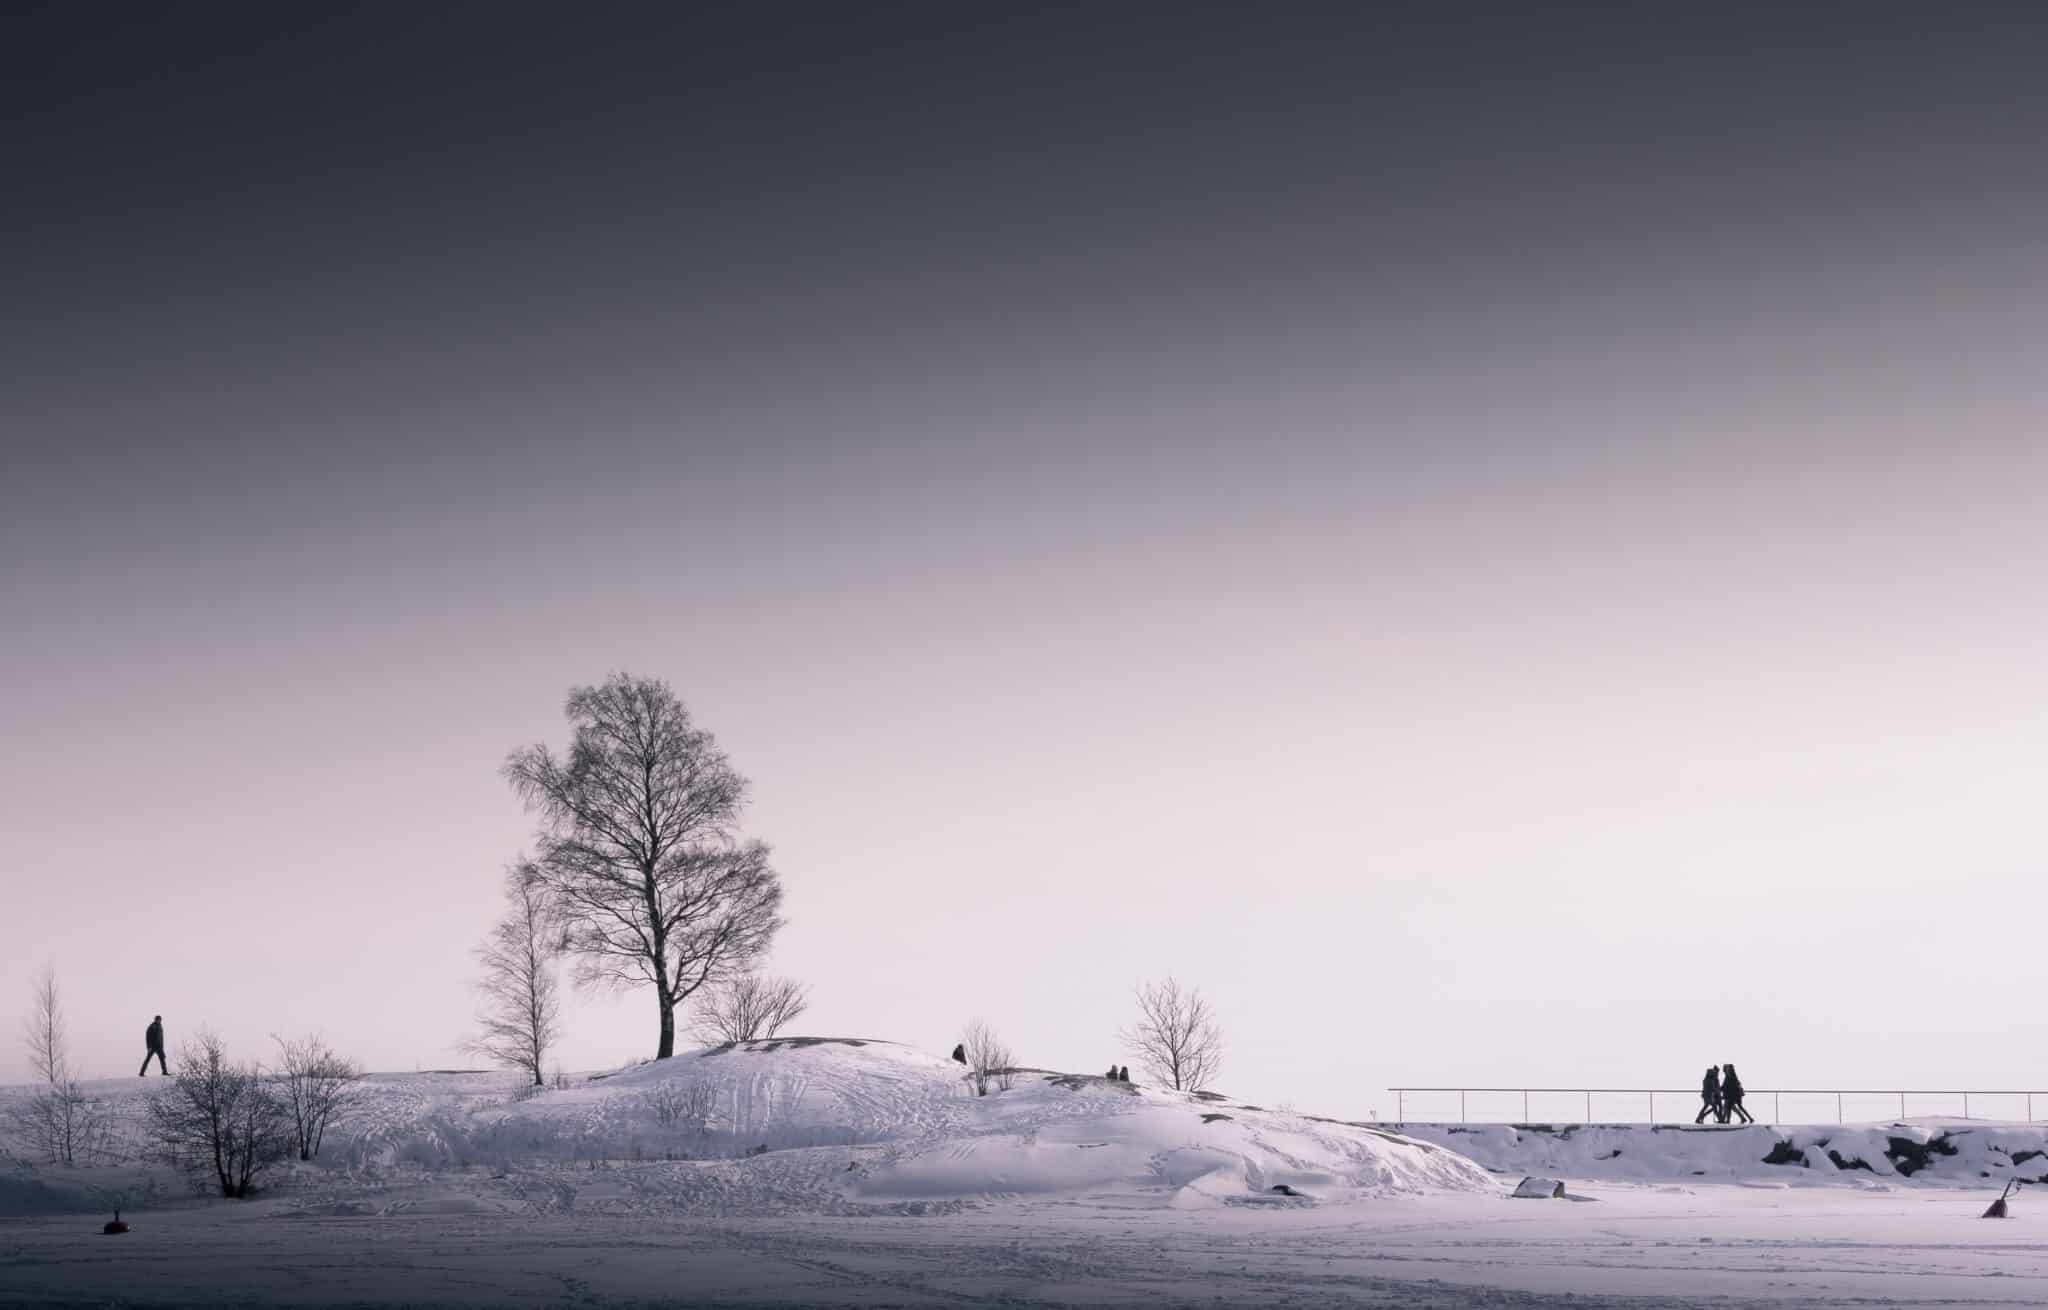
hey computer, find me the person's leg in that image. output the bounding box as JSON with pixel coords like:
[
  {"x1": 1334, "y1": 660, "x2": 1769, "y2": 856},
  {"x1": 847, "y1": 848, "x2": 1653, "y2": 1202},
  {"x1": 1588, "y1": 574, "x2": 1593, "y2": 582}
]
[
  {"x1": 139, "y1": 1052, "x2": 149, "y2": 1077},
  {"x1": 151, "y1": 1049, "x2": 168, "y2": 1075},
  {"x1": 1734, "y1": 1100, "x2": 1752, "y2": 1123},
  {"x1": 1696, "y1": 1100, "x2": 1710, "y2": 1123}
]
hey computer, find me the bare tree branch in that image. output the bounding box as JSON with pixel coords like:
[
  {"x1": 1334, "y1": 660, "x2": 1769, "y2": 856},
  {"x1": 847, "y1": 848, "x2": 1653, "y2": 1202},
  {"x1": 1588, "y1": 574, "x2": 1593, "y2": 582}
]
[
  {"x1": 505, "y1": 674, "x2": 786, "y2": 1059},
  {"x1": 1120, "y1": 976, "x2": 1224, "y2": 1092}
]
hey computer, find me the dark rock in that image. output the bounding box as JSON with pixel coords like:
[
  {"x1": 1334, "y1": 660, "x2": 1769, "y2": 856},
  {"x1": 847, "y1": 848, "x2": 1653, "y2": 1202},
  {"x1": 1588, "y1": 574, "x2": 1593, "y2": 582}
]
[
  {"x1": 1761, "y1": 1141, "x2": 1805, "y2": 1166},
  {"x1": 1887, "y1": 1133, "x2": 1960, "y2": 1176}
]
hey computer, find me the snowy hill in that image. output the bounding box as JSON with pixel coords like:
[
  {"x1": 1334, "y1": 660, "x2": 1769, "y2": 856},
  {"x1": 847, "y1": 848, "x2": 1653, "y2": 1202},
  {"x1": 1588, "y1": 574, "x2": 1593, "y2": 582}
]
[{"x1": 0, "y1": 1038, "x2": 1493, "y2": 1218}]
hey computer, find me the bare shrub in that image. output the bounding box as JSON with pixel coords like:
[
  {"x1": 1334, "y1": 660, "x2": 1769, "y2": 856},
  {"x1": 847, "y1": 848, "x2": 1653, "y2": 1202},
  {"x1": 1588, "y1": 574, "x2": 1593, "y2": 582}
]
[
  {"x1": 551, "y1": 1065, "x2": 571, "y2": 1091},
  {"x1": 11, "y1": 967, "x2": 109, "y2": 1165},
  {"x1": 688, "y1": 974, "x2": 809, "y2": 1043},
  {"x1": 147, "y1": 1032, "x2": 290, "y2": 1198},
  {"x1": 1121, "y1": 975, "x2": 1224, "y2": 1092},
  {"x1": 466, "y1": 864, "x2": 561, "y2": 1087},
  {"x1": 959, "y1": 1020, "x2": 1013, "y2": 1097},
  {"x1": 644, "y1": 1080, "x2": 714, "y2": 1131},
  {"x1": 271, "y1": 1034, "x2": 364, "y2": 1161}
]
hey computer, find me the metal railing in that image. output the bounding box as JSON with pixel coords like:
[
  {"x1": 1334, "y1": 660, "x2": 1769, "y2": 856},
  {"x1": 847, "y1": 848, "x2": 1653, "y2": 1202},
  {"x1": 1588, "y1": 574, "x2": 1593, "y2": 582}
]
[{"x1": 1388, "y1": 1087, "x2": 2048, "y2": 1125}]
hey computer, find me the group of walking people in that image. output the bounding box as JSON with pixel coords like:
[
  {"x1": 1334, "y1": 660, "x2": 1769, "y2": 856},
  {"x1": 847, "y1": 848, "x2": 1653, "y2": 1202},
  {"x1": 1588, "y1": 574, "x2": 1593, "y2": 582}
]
[{"x1": 1695, "y1": 1062, "x2": 1752, "y2": 1123}]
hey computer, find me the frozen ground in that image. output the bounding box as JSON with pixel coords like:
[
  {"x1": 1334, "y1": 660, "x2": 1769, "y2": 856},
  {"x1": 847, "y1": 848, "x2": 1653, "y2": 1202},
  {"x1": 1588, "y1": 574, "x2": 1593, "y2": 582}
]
[
  {"x1": 5, "y1": 1182, "x2": 2048, "y2": 1306},
  {"x1": 7, "y1": 1043, "x2": 2047, "y2": 1306}
]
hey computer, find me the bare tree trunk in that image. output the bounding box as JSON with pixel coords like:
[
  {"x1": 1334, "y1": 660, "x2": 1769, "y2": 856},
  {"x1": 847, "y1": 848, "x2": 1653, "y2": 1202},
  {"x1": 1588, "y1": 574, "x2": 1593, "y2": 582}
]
[{"x1": 657, "y1": 989, "x2": 676, "y2": 1060}]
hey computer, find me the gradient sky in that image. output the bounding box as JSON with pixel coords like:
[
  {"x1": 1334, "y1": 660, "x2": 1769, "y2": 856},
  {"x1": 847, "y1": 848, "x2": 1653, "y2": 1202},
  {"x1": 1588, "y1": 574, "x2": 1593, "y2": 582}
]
[{"x1": 5, "y1": 3, "x2": 2047, "y2": 1118}]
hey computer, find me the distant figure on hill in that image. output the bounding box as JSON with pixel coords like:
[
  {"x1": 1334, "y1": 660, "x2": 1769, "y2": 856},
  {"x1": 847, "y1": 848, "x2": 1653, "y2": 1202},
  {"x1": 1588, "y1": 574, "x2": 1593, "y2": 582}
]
[
  {"x1": 139, "y1": 1015, "x2": 168, "y2": 1076},
  {"x1": 950, "y1": 1043, "x2": 966, "y2": 1064},
  {"x1": 1694, "y1": 1066, "x2": 1721, "y2": 1123},
  {"x1": 1117, "y1": 1065, "x2": 1129, "y2": 1083},
  {"x1": 1721, "y1": 1063, "x2": 1753, "y2": 1123},
  {"x1": 1105, "y1": 1064, "x2": 1119, "y2": 1080}
]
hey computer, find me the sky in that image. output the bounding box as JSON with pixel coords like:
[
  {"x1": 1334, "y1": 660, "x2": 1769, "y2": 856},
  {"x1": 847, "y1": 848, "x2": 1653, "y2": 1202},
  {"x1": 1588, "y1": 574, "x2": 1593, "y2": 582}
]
[{"x1": 4, "y1": 2, "x2": 2047, "y2": 1118}]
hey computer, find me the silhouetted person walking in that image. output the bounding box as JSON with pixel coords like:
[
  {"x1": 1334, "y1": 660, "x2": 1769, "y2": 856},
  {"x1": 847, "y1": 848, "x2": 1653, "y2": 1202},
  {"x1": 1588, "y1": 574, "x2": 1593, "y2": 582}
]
[
  {"x1": 139, "y1": 1015, "x2": 167, "y2": 1076},
  {"x1": 1721, "y1": 1063, "x2": 1753, "y2": 1123},
  {"x1": 1694, "y1": 1065, "x2": 1721, "y2": 1123}
]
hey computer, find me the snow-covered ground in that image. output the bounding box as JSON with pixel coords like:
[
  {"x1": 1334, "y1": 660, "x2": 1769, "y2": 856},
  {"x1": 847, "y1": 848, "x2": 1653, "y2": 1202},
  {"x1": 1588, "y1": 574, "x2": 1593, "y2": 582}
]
[
  {"x1": 1, "y1": 1038, "x2": 1488, "y2": 1223},
  {"x1": 7, "y1": 1042, "x2": 2048, "y2": 1306},
  {"x1": 5, "y1": 1181, "x2": 2048, "y2": 1306}
]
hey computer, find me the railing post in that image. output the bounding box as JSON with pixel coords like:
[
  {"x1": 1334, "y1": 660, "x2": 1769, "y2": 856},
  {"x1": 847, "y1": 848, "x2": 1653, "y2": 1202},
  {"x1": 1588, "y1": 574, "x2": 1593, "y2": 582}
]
[
  {"x1": 1522, "y1": 1090, "x2": 1528, "y2": 1122},
  {"x1": 1461, "y1": 1090, "x2": 1467, "y2": 1124},
  {"x1": 1585, "y1": 1090, "x2": 1591, "y2": 1122},
  {"x1": 1649, "y1": 1090, "x2": 1655, "y2": 1123},
  {"x1": 1773, "y1": 1092, "x2": 1780, "y2": 1123},
  {"x1": 1837, "y1": 1092, "x2": 1842, "y2": 1123},
  {"x1": 1397, "y1": 1090, "x2": 1403, "y2": 1122},
  {"x1": 2029, "y1": 1093, "x2": 2034, "y2": 1123},
  {"x1": 1964, "y1": 1092, "x2": 1970, "y2": 1118},
  {"x1": 1899, "y1": 1091, "x2": 1904, "y2": 1120}
]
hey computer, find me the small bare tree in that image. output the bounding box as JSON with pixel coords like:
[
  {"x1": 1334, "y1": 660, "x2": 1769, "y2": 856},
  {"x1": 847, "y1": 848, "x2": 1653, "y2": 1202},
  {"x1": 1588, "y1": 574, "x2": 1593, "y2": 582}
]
[
  {"x1": 466, "y1": 864, "x2": 561, "y2": 1087},
  {"x1": 959, "y1": 1019, "x2": 1013, "y2": 1097},
  {"x1": 271, "y1": 1035, "x2": 363, "y2": 1161},
  {"x1": 147, "y1": 1032, "x2": 290, "y2": 1197},
  {"x1": 689, "y1": 974, "x2": 809, "y2": 1043},
  {"x1": 13, "y1": 967, "x2": 105, "y2": 1166},
  {"x1": 1121, "y1": 976, "x2": 1223, "y2": 1092}
]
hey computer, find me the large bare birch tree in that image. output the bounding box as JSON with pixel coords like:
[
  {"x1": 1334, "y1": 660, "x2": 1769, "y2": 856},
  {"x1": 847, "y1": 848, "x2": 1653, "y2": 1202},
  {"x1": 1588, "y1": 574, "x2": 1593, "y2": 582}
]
[{"x1": 505, "y1": 674, "x2": 785, "y2": 1060}]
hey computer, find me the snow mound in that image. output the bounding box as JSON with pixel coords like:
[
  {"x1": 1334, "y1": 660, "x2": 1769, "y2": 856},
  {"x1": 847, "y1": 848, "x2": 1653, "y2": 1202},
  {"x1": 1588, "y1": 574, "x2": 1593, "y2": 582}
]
[
  {"x1": 1, "y1": 1042, "x2": 1493, "y2": 1217},
  {"x1": 455, "y1": 1039, "x2": 1497, "y2": 1210}
]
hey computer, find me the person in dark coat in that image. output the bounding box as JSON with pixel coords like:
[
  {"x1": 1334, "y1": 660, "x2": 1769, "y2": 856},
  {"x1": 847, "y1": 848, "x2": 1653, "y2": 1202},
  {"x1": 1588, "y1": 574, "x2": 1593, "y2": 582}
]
[
  {"x1": 139, "y1": 1015, "x2": 168, "y2": 1076},
  {"x1": 1694, "y1": 1065, "x2": 1721, "y2": 1123},
  {"x1": 1117, "y1": 1065, "x2": 1129, "y2": 1083},
  {"x1": 1721, "y1": 1063, "x2": 1753, "y2": 1123},
  {"x1": 1105, "y1": 1064, "x2": 1119, "y2": 1080},
  {"x1": 950, "y1": 1043, "x2": 966, "y2": 1064}
]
